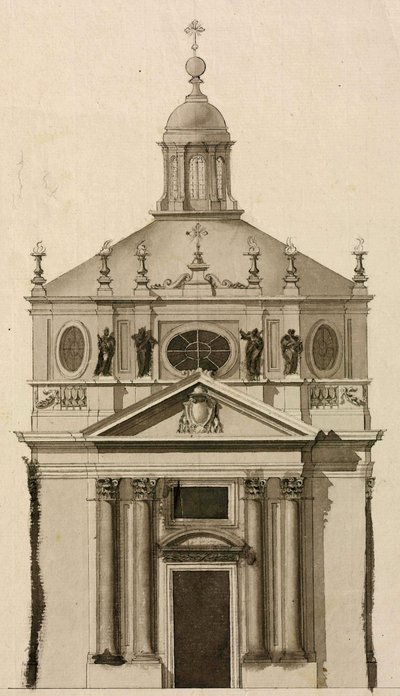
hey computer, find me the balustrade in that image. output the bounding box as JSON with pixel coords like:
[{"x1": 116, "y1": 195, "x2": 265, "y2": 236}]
[
  {"x1": 34, "y1": 384, "x2": 87, "y2": 410},
  {"x1": 309, "y1": 382, "x2": 367, "y2": 410}
]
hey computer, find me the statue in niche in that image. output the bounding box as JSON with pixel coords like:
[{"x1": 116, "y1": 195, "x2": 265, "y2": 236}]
[
  {"x1": 240, "y1": 328, "x2": 264, "y2": 379},
  {"x1": 132, "y1": 327, "x2": 158, "y2": 377},
  {"x1": 280, "y1": 329, "x2": 303, "y2": 375},
  {"x1": 94, "y1": 327, "x2": 116, "y2": 376}
]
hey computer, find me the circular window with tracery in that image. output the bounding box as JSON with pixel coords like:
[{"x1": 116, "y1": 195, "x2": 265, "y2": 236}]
[
  {"x1": 166, "y1": 329, "x2": 232, "y2": 374},
  {"x1": 58, "y1": 324, "x2": 87, "y2": 375},
  {"x1": 312, "y1": 324, "x2": 339, "y2": 372}
]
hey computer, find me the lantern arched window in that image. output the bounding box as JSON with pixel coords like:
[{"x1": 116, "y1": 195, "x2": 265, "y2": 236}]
[
  {"x1": 216, "y1": 156, "x2": 224, "y2": 199},
  {"x1": 189, "y1": 155, "x2": 206, "y2": 199},
  {"x1": 170, "y1": 155, "x2": 178, "y2": 199}
]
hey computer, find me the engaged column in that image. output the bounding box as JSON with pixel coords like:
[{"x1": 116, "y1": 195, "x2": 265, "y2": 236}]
[
  {"x1": 95, "y1": 478, "x2": 125, "y2": 665},
  {"x1": 132, "y1": 478, "x2": 157, "y2": 658}
]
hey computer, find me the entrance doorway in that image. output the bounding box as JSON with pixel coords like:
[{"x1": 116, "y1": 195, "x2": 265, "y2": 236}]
[{"x1": 172, "y1": 570, "x2": 231, "y2": 687}]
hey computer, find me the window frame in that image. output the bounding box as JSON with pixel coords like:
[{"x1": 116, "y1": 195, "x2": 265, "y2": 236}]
[
  {"x1": 166, "y1": 480, "x2": 238, "y2": 529},
  {"x1": 172, "y1": 485, "x2": 229, "y2": 521},
  {"x1": 162, "y1": 323, "x2": 238, "y2": 377},
  {"x1": 305, "y1": 319, "x2": 342, "y2": 378},
  {"x1": 55, "y1": 321, "x2": 90, "y2": 379}
]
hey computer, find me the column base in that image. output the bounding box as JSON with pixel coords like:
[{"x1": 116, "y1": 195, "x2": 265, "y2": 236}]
[
  {"x1": 243, "y1": 652, "x2": 271, "y2": 663},
  {"x1": 93, "y1": 649, "x2": 126, "y2": 666},
  {"x1": 87, "y1": 656, "x2": 162, "y2": 688},
  {"x1": 134, "y1": 653, "x2": 161, "y2": 661},
  {"x1": 280, "y1": 650, "x2": 307, "y2": 663}
]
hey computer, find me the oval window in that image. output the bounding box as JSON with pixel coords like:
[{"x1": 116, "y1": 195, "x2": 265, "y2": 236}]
[
  {"x1": 312, "y1": 324, "x2": 339, "y2": 372},
  {"x1": 166, "y1": 329, "x2": 231, "y2": 373},
  {"x1": 59, "y1": 325, "x2": 85, "y2": 373}
]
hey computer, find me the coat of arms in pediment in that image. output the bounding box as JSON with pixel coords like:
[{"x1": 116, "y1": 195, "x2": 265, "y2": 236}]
[{"x1": 177, "y1": 385, "x2": 222, "y2": 435}]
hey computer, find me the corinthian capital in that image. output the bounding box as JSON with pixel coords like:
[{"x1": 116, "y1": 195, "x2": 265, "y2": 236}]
[
  {"x1": 280, "y1": 476, "x2": 304, "y2": 499},
  {"x1": 366, "y1": 477, "x2": 375, "y2": 500},
  {"x1": 131, "y1": 477, "x2": 157, "y2": 500},
  {"x1": 96, "y1": 478, "x2": 119, "y2": 500},
  {"x1": 244, "y1": 478, "x2": 266, "y2": 499}
]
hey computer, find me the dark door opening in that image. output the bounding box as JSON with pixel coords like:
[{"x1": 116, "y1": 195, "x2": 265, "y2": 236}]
[{"x1": 173, "y1": 570, "x2": 231, "y2": 688}]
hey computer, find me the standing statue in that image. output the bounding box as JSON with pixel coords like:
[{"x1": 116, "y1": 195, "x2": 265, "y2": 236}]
[
  {"x1": 132, "y1": 327, "x2": 158, "y2": 377},
  {"x1": 280, "y1": 329, "x2": 303, "y2": 375},
  {"x1": 240, "y1": 328, "x2": 264, "y2": 379},
  {"x1": 95, "y1": 328, "x2": 116, "y2": 376}
]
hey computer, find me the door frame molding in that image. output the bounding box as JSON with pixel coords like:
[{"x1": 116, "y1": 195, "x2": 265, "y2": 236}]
[{"x1": 166, "y1": 562, "x2": 239, "y2": 688}]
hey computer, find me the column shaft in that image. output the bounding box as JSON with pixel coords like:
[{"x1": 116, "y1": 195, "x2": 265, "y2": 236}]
[
  {"x1": 280, "y1": 477, "x2": 305, "y2": 661},
  {"x1": 246, "y1": 498, "x2": 265, "y2": 655},
  {"x1": 283, "y1": 499, "x2": 303, "y2": 656},
  {"x1": 135, "y1": 499, "x2": 153, "y2": 655},
  {"x1": 95, "y1": 477, "x2": 124, "y2": 664},
  {"x1": 98, "y1": 499, "x2": 117, "y2": 655}
]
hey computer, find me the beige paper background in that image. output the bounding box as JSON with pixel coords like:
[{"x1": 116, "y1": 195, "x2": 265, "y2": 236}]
[{"x1": 1, "y1": 0, "x2": 399, "y2": 693}]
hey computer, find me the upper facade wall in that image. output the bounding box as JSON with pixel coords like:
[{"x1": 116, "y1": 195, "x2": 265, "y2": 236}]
[{"x1": 30, "y1": 297, "x2": 368, "y2": 384}]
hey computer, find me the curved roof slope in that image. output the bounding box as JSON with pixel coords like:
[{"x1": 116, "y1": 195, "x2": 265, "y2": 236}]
[
  {"x1": 166, "y1": 100, "x2": 227, "y2": 131},
  {"x1": 45, "y1": 218, "x2": 353, "y2": 297}
]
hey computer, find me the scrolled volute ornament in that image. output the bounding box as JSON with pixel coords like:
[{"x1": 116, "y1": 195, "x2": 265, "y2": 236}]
[
  {"x1": 131, "y1": 477, "x2": 157, "y2": 500},
  {"x1": 96, "y1": 478, "x2": 119, "y2": 500},
  {"x1": 280, "y1": 476, "x2": 304, "y2": 499},
  {"x1": 366, "y1": 477, "x2": 375, "y2": 500},
  {"x1": 244, "y1": 478, "x2": 266, "y2": 499}
]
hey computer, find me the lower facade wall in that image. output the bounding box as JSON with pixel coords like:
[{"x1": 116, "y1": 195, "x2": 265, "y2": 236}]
[
  {"x1": 322, "y1": 476, "x2": 368, "y2": 687},
  {"x1": 37, "y1": 478, "x2": 90, "y2": 688},
  {"x1": 33, "y1": 472, "x2": 370, "y2": 688}
]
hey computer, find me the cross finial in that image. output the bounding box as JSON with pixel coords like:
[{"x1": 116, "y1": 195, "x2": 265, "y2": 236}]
[
  {"x1": 184, "y1": 19, "x2": 205, "y2": 55},
  {"x1": 186, "y1": 222, "x2": 208, "y2": 263}
]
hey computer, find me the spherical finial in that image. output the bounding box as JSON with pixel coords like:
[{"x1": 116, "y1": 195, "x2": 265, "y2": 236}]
[{"x1": 185, "y1": 56, "x2": 206, "y2": 79}]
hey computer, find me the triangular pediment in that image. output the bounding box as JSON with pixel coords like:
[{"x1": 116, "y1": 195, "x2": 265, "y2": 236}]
[{"x1": 83, "y1": 373, "x2": 318, "y2": 441}]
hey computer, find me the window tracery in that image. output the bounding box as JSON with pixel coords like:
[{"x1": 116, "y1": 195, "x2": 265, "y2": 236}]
[
  {"x1": 170, "y1": 155, "x2": 178, "y2": 199},
  {"x1": 189, "y1": 155, "x2": 206, "y2": 199},
  {"x1": 166, "y1": 328, "x2": 231, "y2": 373},
  {"x1": 216, "y1": 156, "x2": 224, "y2": 199}
]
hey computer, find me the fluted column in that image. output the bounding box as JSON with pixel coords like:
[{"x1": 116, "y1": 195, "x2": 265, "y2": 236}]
[
  {"x1": 132, "y1": 478, "x2": 157, "y2": 658},
  {"x1": 280, "y1": 477, "x2": 305, "y2": 661},
  {"x1": 244, "y1": 478, "x2": 269, "y2": 660},
  {"x1": 95, "y1": 478, "x2": 124, "y2": 665}
]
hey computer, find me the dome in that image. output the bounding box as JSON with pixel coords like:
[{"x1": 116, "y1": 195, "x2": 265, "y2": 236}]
[{"x1": 166, "y1": 100, "x2": 227, "y2": 131}]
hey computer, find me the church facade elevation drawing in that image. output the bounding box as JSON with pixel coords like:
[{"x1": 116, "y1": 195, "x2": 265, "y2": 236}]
[{"x1": 17, "y1": 21, "x2": 382, "y2": 690}]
